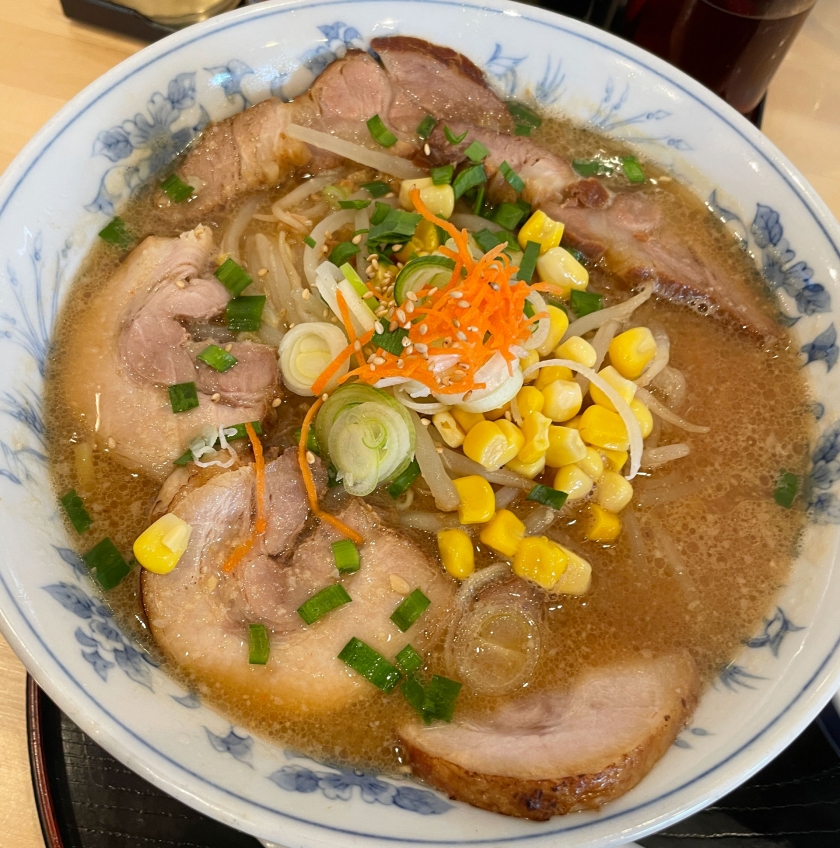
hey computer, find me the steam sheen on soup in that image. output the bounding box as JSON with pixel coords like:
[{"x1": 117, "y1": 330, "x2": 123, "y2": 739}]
[{"x1": 45, "y1": 37, "x2": 811, "y2": 820}]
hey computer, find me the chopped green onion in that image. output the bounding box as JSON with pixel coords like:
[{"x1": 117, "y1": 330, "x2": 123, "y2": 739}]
[
  {"x1": 339, "y1": 199, "x2": 372, "y2": 210},
  {"x1": 516, "y1": 198, "x2": 532, "y2": 216},
  {"x1": 293, "y1": 426, "x2": 321, "y2": 455},
  {"x1": 444, "y1": 126, "x2": 468, "y2": 145},
  {"x1": 338, "y1": 637, "x2": 402, "y2": 693},
  {"x1": 774, "y1": 471, "x2": 799, "y2": 508},
  {"x1": 323, "y1": 184, "x2": 351, "y2": 209},
  {"x1": 303, "y1": 235, "x2": 317, "y2": 249},
  {"x1": 516, "y1": 241, "x2": 540, "y2": 283},
  {"x1": 507, "y1": 101, "x2": 543, "y2": 129},
  {"x1": 471, "y1": 186, "x2": 486, "y2": 217},
  {"x1": 98, "y1": 216, "x2": 132, "y2": 249},
  {"x1": 570, "y1": 289, "x2": 603, "y2": 317},
  {"x1": 60, "y1": 489, "x2": 92, "y2": 534},
  {"x1": 226, "y1": 295, "x2": 266, "y2": 331},
  {"x1": 82, "y1": 537, "x2": 131, "y2": 590},
  {"x1": 329, "y1": 241, "x2": 360, "y2": 266},
  {"x1": 215, "y1": 257, "x2": 253, "y2": 297},
  {"x1": 416, "y1": 115, "x2": 436, "y2": 140},
  {"x1": 160, "y1": 173, "x2": 194, "y2": 203},
  {"x1": 395, "y1": 644, "x2": 423, "y2": 675},
  {"x1": 331, "y1": 539, "x2": 360, "y2": 574},
  {"x1": 367, "y1": 114, "x2": 397, "y2": 148},
  {"x1": 372, "y1": 326, "x2": 409, "y2": 355},
  {"x1": 390, "y1": 588, "x2": 431, "y2": 632},
  {"x1": 168, "y1": 382, "x2": 199, "y2": 414},
  {"x1": 464, "y1": 140, "x2": 489, "y2": 163},
  {"x1": 492, "y1": 202, "x2": 526, "y2": 231},
  {"x1": 362, "y1": 181, "x2": 391, "y2": 198},
  {"x1": 572, "y1": 158, "x2": 613, "y2": 178},
  {"x1": 473, "y1": 228, "x2": 503, "y2": 254},
  {"x1": 621, "y1": 156, "x2": 646, "y2": 184},
  {"x1": 434, "y1": 224, "x2": 449, "y2": 246},
  {"x1": 221, "y1": 421, "x2": 262, "y2": 442},
  {"x1": 249, "y1": 623, "x2": 270, "y2": 664},
  {"x1": 298, "y1": 583, "x2": 352, "y2": 625},
  {"x1": 499, "y1": 161, "x2": 525, "y2": 193},
  {"x1": 401, "y1": 676, "x2": 427, "y2": 719},
  {"x1": 430, "y1": 164, "x2": 454, "y2": 185},
  {"x1": 523, "y1": 300, "x2": 536, "y2": 319},
  {"x1": 514, "y1": 124, "x2": 533, "y2": 137},
  {"x1": 565, "y1": 246, "x2": 587, "y2": 265},
  {"x1": 527, "y1": 483, "x2": 569, "y2": 510},
  {"x1": 422, "y1": 674, "x2": 462, "y2": 723},
  {"x1": 388, "y1": 458, "x2": 420, "y2": 498},
  {"x1": 368, "y1": 209, "x2": 422, "y2": 246},
  {"x1": 370, "y1": 201, "x2": 391, "y2": 226},
  {"x1": 452, "y1": 164, "x2": 487, "y2": 201},
  {"x1": 197, "y1": 344, "x2": 238, "y2": 373}
]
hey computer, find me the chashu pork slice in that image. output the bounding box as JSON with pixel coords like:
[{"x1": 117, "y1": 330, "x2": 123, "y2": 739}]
[{"x1": 399, "y1": 652, "x2": 700, "y2": 820}]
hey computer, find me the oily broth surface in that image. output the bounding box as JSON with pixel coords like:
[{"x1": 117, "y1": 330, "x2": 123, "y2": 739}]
[{"x1": 45, "y1": 113, "x2": 811, "y2": 774}]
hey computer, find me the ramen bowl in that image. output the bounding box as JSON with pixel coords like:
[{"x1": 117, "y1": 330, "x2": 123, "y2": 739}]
[{"x1": 1, "y1": 1, "x2": 840, "y2": 845}]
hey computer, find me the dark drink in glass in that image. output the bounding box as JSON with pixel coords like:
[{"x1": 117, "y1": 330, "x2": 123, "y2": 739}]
[{"x1": 620, "y1": 0, "x2": 816, "y2": 114}]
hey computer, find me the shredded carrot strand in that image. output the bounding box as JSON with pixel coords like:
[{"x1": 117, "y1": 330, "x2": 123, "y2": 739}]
[
  {"x1": 335, "y1": 288, "x2": 357, "y2": 345},
  {"x1": 222, "y1": 422, "x2": 268, "y2": 573},
  {"x1": 311, "y1": 328, "x2": 374, "y2": 396},
  {"x1": 298, "y1": 397, "x2": 364, "y2": 545}
]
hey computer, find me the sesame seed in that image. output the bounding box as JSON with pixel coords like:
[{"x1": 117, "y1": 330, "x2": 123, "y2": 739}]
[
  {"x1": 404, "y1": 344, "x2": 414, "y2": 355},
  {"x1": 306, "y1": 450, "x2": 316, "y2": 464},
  {"x1": 396, "y1": 308, "x2": 406, "y2": 323},
  {"x1": 175, "y1": 279, "x2": 186, "y2": 289},
  {"x1": 322, "y1": 393, "x2": 329, "y2": 401},
  {"x1": 258, "y1": 268, "x2": 268, "y2": 277},
  {"x1": 421, "y1": 418, "x2": 431, "y2": 426},
  {"x1": 406, "y1": 291, "x2": 418, "y2": 302},
  {"x1": 504, "y1": 410, "x2": 512, "y2": 421},
  {"x1": 435, "y1": 444, "x2": 444, "y2": 454},
  {"x1": 373, "y1": 356, "x2": 387, "y2": 365},
  {"x1": 289, "y1": 322, "x2": 297, "y2": 329},
  {"x1": 467, "y1": 325, "x2": 479, "y2": 333},
  {"x1": 450, "y1": 371, "x2": 464, "y2": 382},
  {"x1": 457, "y1": 331, "x2": 467, "y2": 341},
  {"x1": 353, "y1": 340, "x2": 362, "y2": 351},
  {"x1": 458, "y1": 362, "x2": 470, "y2": 370},
  {"x1": 424, "y1": 143, "x2": 431, "y2": 156},
  {"x1": 392, "y1": 244, "x2": 403, "y2": 252},
  {"x1": 367, "y1": 353, "x2": 377, "y2": 363},
  {"x1": 369, "y1": 364, "x2": 376, "y2": 371},
  {"x1": 272, "y1": 397, "x2": 282, "y2": 407},
  {"x1": 351, "y1": 234, "x2": 362, "y2": 244},
  {"x1": 405, "y1": 301, "x2": 415, "y2": 314},
  {"x1": 419, "y1": 324, "x2": 428, "y2": 335},
  {"x1": 366, "y1": 265, "x2": 375, "y2": 276},
  {"x1": 458, "y1": 300, "x2": 470, "y2": 309},
  {"x1": 452, "y1": 319, "x2": 461, "y2": 328},
  {"x1": 302, "y1": 288, "x2": 311, "y2": 300},
  {"x1": 402, "y1": 322, "x2": 412, "y2": 330},
  {"x1": 107, "y1": 437, "x2": 116, "y2": 449},
  {"x1": 224, "y1": 344, "x2": 233, "y2": 352},
  {"x1": 450, "y1": 291, "x2": 463, "y2": 299},
  {"x1": 374, "y1": 321, "x2": 385, "y2": 334},
  {"x1": 362, "y1": 290, "x2": 375, "y2": 299},
  {"x1": 211, "y1": 392, "x2": 221, "y2": 402},
  {"x1": 414, "y1": 343, "x2": 428, "y2": 354},
  {"x1": 389, "y1": 320, "x2": 399, "y2": 332},
  {"x1": 385, "y1": 192, "x2": 395, "y2": 199},
  {"x1": 401, "y1": 336, "x2": 412, "y2": 348},
  {"x1": 396, "y1": 359, "x2": 404, "y2": 369}
]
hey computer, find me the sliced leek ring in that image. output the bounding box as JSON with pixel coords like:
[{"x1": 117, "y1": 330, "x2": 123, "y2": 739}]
[{"x1": 279, "y1": 322, "x2": 349, "y2": 396}]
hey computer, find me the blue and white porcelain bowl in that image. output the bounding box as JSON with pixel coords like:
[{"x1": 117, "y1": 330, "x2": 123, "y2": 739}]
[{"x1": 2, "y1": 1, "x2": 840, "y2": 845}]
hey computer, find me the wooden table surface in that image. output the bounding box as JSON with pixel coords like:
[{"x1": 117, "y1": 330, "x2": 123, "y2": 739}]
[{"x1": 1, "y1": 1, "x2": 839, "y2": 845}]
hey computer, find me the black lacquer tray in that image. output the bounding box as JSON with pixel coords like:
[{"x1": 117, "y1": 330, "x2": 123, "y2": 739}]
[{"x1": 26, "y1": 677, "x2": 840, "y2": 848}]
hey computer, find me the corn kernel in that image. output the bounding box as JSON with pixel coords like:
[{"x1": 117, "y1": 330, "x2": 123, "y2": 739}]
[
  {"x1": 520, "y1": 350, "x2": 540, "y2": 381},
  {"x1": 629, "y1": 398, "x2": 654, "y2": 439},
  {"x1": 535, "y1": 364, "x2": 573, "y2": 391},
  {"x1": 537, "y1": 305, "x2": 570, "y2": 357},
  {"x1": 419, "y1": 184, "x2": 455, "y2": 219},
  {"x1": 399, "y1": 177, "x2": 434, "y2": 210},
  {"x1": 505, "y1": 454, "x2": 546, "y2": 479},
  {"x1": 516, "y1": 386, "x2": 544, "y2": 419},
  {"x1": 600, "y1": 448, "x2": 629, "y2": 473},
  {"x1": 453, "y1": 475, "x2": 496, "y2": 524},
  {"x1": 554, "y1": 335, "x2": 597, "y2": 369},
  {"x1": 553, "y1": 464, "x2": 593, "y2": 501},
  {"x1": 480, "y1": 509, "x2": 526, "y2": 558},
  {"x1": 484, "y1": 402, "x2": 510, "y2": 421},
  {"x1": 553, "y1": 546, "x2": 592, "y2": 595},
  {"x1": 518, "y1": 411, "x2": 551, "y2": 464},
  {"x1": 517, "y1": 210, "x2": 564, "y2": 254},
  {"x1": 536, "y1": 246, "x2": 589, "y2": 293},
  {"x1": 564, "y1": 414, "x2": 582, "y2": 430},
  {"x1": 577, "y1": 447, "x2": 605, "y2": 481},
  {"x1": 513, "y1": 536, "x2": 569, "y2": 590},
  {"x1": 452, "y1": 408, "x2": 485, "y2": 433},
  {"x1": 589, "y1": 365, "x2": 637, "y2": 413},
  {"x1": 496, "y1": 419, "x2": 525, "y2": 465},
  {"x1": 596, "y1": 471, "x2": 634, "y2": 513},
  {"x1": 579, "y1": 405, "x2": 629, "y2": 452},
  {"x1": 463, "y1": 420, "x2": 509, "y2": 470},
  {"x1": 432, "y1": 411, "x2": 465, "y2": 448},
  {"x1": 437, "y1": 528, "x2": 475, "y2": 579},
  {"x1": 134, "y1": 513, "x2": 192, "y2": 574},
  {"x1": 545, "y1": 425, "x2": 587, "y2": 467},
  {"x1": 394, "y1": 219, "x2": 441, "y2": 263},
  {"x1": 585, "y1": 503, "x2": 622, "y2": 542},
  {"x1": 542, "y1": 379, "x2": 582, "y2": 422},
  {"x1": 609, "y1": 327, "x2": 657, "y2": 380}
]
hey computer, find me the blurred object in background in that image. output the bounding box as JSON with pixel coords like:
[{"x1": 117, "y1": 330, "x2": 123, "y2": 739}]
[
  {"x1": 600, "y1": 0, "x2": 817, "y2": 115},
  {"x1": 110, "y1": 0, "x2": 238, "y2": 26},
  {"x1": 539, "y1": 0, "x2": 596, "y2": 17}
]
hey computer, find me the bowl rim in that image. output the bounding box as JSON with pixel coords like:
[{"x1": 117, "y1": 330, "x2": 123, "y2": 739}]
[{"x1": 2, "y1": 0, "x2": 840, "y2": 845}]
